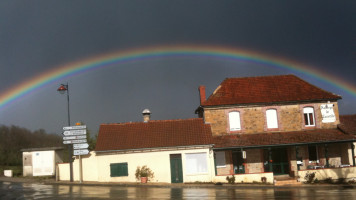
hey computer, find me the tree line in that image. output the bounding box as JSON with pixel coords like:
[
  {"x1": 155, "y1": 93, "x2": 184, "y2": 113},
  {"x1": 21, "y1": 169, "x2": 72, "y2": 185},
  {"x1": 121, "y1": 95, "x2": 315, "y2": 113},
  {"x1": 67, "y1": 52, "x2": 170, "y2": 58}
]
[{"x1": 0, "y1": 125, "x2": 97, "y2": 166}]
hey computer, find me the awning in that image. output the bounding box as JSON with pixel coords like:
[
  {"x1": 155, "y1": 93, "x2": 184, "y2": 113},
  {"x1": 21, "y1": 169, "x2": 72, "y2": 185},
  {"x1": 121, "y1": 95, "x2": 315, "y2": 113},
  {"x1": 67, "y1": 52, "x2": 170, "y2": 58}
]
[{"x1": 213, "y1": 129, "x2": 356, "y2": 150}]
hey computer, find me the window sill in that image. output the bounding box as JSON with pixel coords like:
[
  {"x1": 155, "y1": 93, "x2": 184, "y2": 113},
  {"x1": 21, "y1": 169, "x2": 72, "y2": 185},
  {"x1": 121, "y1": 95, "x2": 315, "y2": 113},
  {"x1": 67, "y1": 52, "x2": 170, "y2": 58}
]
[
  {"x1": 266, "y1": 128, "x2": 279, "y2": 132},
  {"x1": 304, "y1": 126, "x2": 316, "y2": 130}
]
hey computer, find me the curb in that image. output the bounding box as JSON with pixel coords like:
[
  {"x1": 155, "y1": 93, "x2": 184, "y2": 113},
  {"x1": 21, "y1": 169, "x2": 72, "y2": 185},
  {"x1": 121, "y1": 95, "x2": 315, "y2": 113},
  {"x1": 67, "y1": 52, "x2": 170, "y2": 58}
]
[{"x1": 1, "y1": 177, "x2": 355, "y2": 189}]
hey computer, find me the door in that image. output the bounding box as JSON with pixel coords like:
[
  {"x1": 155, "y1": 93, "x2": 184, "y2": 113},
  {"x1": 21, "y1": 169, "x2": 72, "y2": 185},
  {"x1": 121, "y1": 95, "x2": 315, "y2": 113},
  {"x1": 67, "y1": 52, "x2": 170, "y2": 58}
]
[
  {"x1": 170, "y1": 154, "x2": 183, "y2": 183},
  {"x1": 264, "y1": 148, "x2": 289, "y2": 175},
  {"x1": 232, "y1": 151, "x2": 245, "y2": 174}
]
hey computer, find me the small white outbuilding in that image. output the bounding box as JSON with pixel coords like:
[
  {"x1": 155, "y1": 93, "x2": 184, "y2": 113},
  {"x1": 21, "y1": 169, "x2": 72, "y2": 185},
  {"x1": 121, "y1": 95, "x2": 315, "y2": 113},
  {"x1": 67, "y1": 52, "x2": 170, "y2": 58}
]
[{"x1": 21, "y1": 147, "x2": 64, "y2": 177}]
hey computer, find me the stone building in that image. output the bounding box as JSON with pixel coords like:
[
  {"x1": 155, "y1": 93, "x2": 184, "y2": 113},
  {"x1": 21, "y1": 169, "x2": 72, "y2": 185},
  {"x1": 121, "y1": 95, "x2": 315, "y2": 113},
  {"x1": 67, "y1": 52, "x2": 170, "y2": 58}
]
[
  {"x1": 196, "y1": 75, "x2": 355, "y2": 178},
  {"x1": 59, "y1": 74, "x2": 356, "y2": 184}
]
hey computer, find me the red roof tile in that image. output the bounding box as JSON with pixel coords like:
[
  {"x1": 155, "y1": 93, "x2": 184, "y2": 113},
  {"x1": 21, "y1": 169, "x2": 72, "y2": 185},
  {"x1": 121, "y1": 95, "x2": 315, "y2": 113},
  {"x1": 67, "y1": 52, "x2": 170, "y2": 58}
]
[
  {"x1": 202, "y1": 75, "x2": 341, "y2": 106},
  {"x1": 95, "y1": 118, "x2": 214, "y2": 151},
  {"x1": 213, "y1": 129, "x2": 355, "y2": 149},
  {"x1": 339, "y1": 114, "x2": 356, "y2": 135}
]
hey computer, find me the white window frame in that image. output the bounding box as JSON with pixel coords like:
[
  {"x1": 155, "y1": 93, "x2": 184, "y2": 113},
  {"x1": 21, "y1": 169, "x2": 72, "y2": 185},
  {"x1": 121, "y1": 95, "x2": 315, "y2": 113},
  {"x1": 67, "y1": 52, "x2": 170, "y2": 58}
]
[
  {"x1": 185, "y1": 152, "x2": 208, "y2": 175},
  {"x1": 303, "y1": 107, "x2": 315, "y2": 127},
  {"x1": 215, "y1": 151, "x2": 226, "y2": 168},
  {"x1": 266, "y1": 109, "x2": 278, "y2": 129},
  {"x1": 229, "y1": 111, "x2": 241, "y2": 131}
]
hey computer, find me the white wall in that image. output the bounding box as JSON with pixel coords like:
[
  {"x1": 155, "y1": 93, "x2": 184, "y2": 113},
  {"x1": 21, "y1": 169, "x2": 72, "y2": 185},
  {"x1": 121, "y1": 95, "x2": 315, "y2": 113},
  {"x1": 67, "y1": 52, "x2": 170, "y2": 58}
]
[
  {"x1": 298, "y1": 166, "x2": 356, "y2": 182},
  {"x1": 32, "y1": 151, "x2": 55, "y2": 176},
  {"x1": 63, "y1": 147, "x2": 215, "y2": 183}
]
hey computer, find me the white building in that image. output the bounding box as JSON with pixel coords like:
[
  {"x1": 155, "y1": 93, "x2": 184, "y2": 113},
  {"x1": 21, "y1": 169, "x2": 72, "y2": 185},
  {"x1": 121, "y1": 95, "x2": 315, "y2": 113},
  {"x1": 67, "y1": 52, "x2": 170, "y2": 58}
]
[{"x1": 21, "y1": 147, "x2": 64, "y2": 177}]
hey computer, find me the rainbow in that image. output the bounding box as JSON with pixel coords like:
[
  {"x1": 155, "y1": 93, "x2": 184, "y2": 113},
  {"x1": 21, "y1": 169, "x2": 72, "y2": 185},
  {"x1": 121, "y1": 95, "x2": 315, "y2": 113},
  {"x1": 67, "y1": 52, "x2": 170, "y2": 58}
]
[{"x1": 1, "y1": 45, "x2": 356, "y2": 110}]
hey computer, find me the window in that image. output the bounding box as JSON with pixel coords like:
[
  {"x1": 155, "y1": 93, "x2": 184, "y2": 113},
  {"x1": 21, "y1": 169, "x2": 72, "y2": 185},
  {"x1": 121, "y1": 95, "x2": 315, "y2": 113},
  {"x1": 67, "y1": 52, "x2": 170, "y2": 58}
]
[
  {"x1": 185, "y1": 153, "x2": 208, "y2": 174},
  {"x1": 110, "y1": 163, "x2": 128, "y2": 177},
  {"x1": 215, "y1": 151, "x2": 226, "y2": 168},
  {"x1": 266, "y1": 109, "x2": 278, "y2": 129},
  {"x1": 229, "y1": 111, "x2": 241, "y2": 131},
  {"x1": 308, "y1": 146, "x2": 319, "y2": 163},
  {"x1": 303, "y1": 107, "x2": 315, "y2": 126}
]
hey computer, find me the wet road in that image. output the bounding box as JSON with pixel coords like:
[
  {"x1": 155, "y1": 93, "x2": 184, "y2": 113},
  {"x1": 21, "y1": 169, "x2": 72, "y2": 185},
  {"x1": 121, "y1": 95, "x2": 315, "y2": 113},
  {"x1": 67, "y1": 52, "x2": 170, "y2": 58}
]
[{"x1": 1, "y1": 181, "x2": 356, "y2": 199}]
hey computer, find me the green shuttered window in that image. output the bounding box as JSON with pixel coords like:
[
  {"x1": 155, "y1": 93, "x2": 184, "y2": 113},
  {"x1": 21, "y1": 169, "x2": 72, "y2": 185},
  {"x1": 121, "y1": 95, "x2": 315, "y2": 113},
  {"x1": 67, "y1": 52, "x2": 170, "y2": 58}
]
[{"x1": 110, "y1": 163, "x2": 128, "y2": 177}]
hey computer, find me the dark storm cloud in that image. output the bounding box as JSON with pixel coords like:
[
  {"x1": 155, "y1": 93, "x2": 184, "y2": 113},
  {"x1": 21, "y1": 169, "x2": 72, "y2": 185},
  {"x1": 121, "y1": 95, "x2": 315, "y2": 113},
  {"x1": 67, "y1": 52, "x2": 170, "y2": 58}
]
[{"x1": 0, "y1": 0, "x2": 355, "y2": 133}]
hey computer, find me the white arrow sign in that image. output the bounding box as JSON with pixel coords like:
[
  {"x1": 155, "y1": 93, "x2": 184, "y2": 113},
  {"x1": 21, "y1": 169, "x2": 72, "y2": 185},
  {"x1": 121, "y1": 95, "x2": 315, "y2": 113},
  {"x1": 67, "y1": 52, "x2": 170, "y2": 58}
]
[
  {"x1": 63, "y1": 125, "x2": 86, "y2": 131},
  {"x1": 63, "y1": 135, "x2": 87, "y2": 140},
  {"x1": 63, "y1": 129, "x2": 86, "y2": 136},
  {"x1": 73, "y1": 149, "x2": 89, "y2": 156},
  {"x1": 63, "y1": 139, "x2": 87, "y2": 144},
  {"x1": 73, "y1": 143, "x2": 89, "y2": 149}
]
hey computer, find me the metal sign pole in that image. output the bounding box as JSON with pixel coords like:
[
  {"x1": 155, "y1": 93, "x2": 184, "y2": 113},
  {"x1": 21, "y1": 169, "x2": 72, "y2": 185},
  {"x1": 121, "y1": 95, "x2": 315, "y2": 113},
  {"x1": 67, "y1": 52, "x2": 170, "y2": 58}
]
[{"x1": 79, "y1": 155, "x2": 82, "y2": 183}]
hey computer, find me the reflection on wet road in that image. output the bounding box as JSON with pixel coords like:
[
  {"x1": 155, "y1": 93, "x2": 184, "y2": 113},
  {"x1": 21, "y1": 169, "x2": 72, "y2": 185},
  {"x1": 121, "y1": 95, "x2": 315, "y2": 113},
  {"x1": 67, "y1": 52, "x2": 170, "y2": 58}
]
[{"x1": 1, "y1": 181, "x2": 356, "y2": 199}]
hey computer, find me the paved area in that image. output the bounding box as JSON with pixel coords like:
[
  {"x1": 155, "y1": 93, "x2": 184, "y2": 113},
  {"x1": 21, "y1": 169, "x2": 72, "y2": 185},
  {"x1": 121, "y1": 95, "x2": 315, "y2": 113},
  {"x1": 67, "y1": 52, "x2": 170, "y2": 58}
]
[
  {"x1": 1, "y1": 176, "x2": 355, "y2": 189},
  {"x1": 1, "y1": 178, "x2": 356, "y2": 200}
]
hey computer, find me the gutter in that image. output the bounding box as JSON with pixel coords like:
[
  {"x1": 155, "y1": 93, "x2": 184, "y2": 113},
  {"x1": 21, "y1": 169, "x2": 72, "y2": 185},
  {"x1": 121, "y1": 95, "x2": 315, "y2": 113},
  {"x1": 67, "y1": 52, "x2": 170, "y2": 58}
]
[
  {"x1": 95, "y1": 144, "x2": 215, "y2": 154},
  {"x1": 213, "y1": 139, "x2": 356, "y2": 151},
  {"x1": 200, "y1": 99, "x2": 341, "y2": 110}
]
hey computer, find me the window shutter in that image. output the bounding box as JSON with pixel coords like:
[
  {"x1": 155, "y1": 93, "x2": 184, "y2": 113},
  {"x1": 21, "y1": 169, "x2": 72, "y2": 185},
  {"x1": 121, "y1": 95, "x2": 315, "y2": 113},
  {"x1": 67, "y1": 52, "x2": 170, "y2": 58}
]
[
  {"x1": 110, "y1": 163, "x2": 128, "y2": 177},
  {"x1": 266, "y1": 109, "x2": 278, "y2": 129},
  {"x1": 229, "y1": 111, "x2": 241, "y2": 131}
]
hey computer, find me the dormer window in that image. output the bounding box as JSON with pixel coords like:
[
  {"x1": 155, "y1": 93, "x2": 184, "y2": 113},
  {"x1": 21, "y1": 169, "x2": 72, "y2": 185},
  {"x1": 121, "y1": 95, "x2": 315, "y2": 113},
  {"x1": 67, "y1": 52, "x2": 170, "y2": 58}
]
[
  {"x1": 229, "y1": 111, "x2": 241, "y2": 131},
  {"x1": 303, "y1": 107, "x2": 315, "y2": 126},
  {"x1": 266, "y1": 109, "x2": 278, "y2": 129}
]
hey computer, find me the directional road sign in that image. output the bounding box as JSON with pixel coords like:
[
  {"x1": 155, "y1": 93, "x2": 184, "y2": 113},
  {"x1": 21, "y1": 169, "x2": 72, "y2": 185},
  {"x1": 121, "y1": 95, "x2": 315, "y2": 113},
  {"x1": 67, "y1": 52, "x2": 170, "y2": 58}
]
[
  {"x1": 63, "y1": 129, "x2": 86, "y2": 136},
  {"x1": 73, "y1": 143, "x2": 89, "y2": 149},
  {"x1": 63, "y1": 125, "x2": 86, "y2": 131},
  {"x1": 63, "y1": 135, "x2": 87, "y2": 140},
  {"x1": 73, "y1": 149, "x2": 89, "y2": 156},
  {"x1": 63, "y1": 139, "x2": 87, "y2": 144}
]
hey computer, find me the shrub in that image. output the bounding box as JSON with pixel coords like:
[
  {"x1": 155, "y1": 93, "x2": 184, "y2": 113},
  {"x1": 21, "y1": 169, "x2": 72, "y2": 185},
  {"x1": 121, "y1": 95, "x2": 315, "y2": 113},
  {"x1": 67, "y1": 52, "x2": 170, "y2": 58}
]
[
  {"x1": 337, "y1": 178, "x2": 346, "y2": 184},
  {"x1": 135, "y1": 165, "x2": 154, "y2": 181},
  {"x1": 226, "y1": 175, "x2": 235, "y2": 184},
  {"x1": 261, "y1": 177, "x2": 267, "y2": 183},
  {"x1": 304, "y1": 171, "x2": 316, "y2": 183}
]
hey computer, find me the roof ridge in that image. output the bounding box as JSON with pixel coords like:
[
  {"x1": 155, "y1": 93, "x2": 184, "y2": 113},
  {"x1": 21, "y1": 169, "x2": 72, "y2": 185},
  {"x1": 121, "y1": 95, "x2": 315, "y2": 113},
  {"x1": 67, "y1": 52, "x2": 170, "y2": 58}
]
[
  {"x1": 100, "y1": 118, "x2": 203, "y2": 126},
  {"x1": 292, "y1": 75, "x2": 342, "y2": 99},
  {"x1": 224, "y1": 74, "x2": 295, "y2": 81}
]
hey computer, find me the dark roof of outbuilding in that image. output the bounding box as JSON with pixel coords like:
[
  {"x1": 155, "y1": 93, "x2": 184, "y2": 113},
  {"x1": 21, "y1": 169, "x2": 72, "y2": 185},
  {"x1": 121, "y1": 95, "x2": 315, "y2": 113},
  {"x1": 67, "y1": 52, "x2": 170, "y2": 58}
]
[
  {"x1": 202, "y1": 75, "x2": 341, "y2": 106},
  {"x1": 95, "y1": 118, "x2": 213, "y2": 151}
]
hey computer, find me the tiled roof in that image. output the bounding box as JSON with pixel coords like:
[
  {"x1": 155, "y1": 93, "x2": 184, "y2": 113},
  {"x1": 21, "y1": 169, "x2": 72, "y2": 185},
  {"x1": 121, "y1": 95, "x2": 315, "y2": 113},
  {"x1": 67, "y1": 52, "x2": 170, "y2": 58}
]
[
  {"x1": 213, "y1": 129, "x2": 355, "y2": 149},
  {"x1": 95, "y1": 118, "x2": 213, "y2": 151},
  {"x1": 339, "y1": 115, "x2": 356, "y2": 135},
  {"x1": 202, "y1": 75, "x2": 341, "y2": 106}
]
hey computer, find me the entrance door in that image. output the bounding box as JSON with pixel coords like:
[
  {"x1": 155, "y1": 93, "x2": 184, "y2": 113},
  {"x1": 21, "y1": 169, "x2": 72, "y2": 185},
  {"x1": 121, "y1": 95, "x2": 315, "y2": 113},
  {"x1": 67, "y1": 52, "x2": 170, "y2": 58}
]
[
  {"x1": 232, "y1": 151, "x2": 245, "y2": 174},
  {"x1": 170, "y1": 154, "x2": 183, "y2": 183},
  {"x1": 264, "y1": 148, "x2": 289, "y2": 175}
]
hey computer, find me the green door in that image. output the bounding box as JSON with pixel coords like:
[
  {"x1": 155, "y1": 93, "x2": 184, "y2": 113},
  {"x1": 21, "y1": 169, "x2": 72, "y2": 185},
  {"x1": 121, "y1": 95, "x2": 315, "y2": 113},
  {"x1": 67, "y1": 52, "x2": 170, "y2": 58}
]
[
  {"x1": 170, "y1": 154, "x2": 183, "y2": 183},
  {"x1": 264, "y1": 148, "x2": 290, "y2": 175}
]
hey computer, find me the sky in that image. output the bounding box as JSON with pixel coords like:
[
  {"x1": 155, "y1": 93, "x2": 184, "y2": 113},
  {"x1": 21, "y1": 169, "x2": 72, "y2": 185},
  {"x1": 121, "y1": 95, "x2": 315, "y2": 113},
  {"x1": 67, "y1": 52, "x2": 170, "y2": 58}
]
[{"x1": 0, "y1": 1, "x2": 355, "y2": 135}]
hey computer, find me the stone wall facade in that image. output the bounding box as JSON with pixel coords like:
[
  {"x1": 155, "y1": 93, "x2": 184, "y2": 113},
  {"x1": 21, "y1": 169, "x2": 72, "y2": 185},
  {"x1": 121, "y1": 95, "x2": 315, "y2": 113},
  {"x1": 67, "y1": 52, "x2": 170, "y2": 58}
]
[{"x1": 203, "y1": 101, "x2": 340, "y2": 136}]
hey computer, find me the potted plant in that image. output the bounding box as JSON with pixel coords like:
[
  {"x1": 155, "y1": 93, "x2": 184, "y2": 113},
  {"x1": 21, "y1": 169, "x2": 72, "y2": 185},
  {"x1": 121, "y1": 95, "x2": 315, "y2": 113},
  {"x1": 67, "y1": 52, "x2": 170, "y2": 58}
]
[{"x1": 135, "y1": 165, "x2": 154, "y2": 183}]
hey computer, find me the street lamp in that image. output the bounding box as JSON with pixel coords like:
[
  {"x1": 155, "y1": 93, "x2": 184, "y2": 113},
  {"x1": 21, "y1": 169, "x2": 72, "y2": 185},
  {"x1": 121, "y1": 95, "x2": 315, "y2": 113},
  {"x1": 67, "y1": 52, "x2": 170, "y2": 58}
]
[{"x1": 57, "y1": 83, "x2": 73, "y2": 182}]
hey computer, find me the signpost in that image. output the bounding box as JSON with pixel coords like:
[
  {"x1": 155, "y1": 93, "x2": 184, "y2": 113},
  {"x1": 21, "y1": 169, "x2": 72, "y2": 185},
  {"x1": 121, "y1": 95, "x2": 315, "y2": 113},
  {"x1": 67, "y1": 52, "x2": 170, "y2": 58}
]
[
  {"x1": 74, "y1": 149, "x2": 90, "y2": 156},
  {"x1": 63, "y1": 125, "x2": 87, "y2": 130},
  {"x1": 63, "y1": 135, "x2": 87, "y2": 140},
  {"x1": 62, "y1": 124, "x2": 89, "y2": 183},
  {"x1": 63, "y1": 139, "x2": 87, "y2": 144},
  {"x1": 63, "y1": 129, "x2": 86, "y2": 136},
  {"x1": 73, "y1": 143, "x2": 89, "y2": 149}
]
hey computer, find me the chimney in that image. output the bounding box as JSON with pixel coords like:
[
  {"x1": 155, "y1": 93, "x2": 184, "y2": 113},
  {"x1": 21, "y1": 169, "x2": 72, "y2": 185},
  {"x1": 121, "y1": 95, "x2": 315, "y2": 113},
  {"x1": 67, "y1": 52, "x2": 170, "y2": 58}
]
[
  {"x1": 198, "y1": 85, "x2": 206, "y2": 105},
  {"x1": 142, "y1": 109, "x2": 151, "y2": 122}
]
